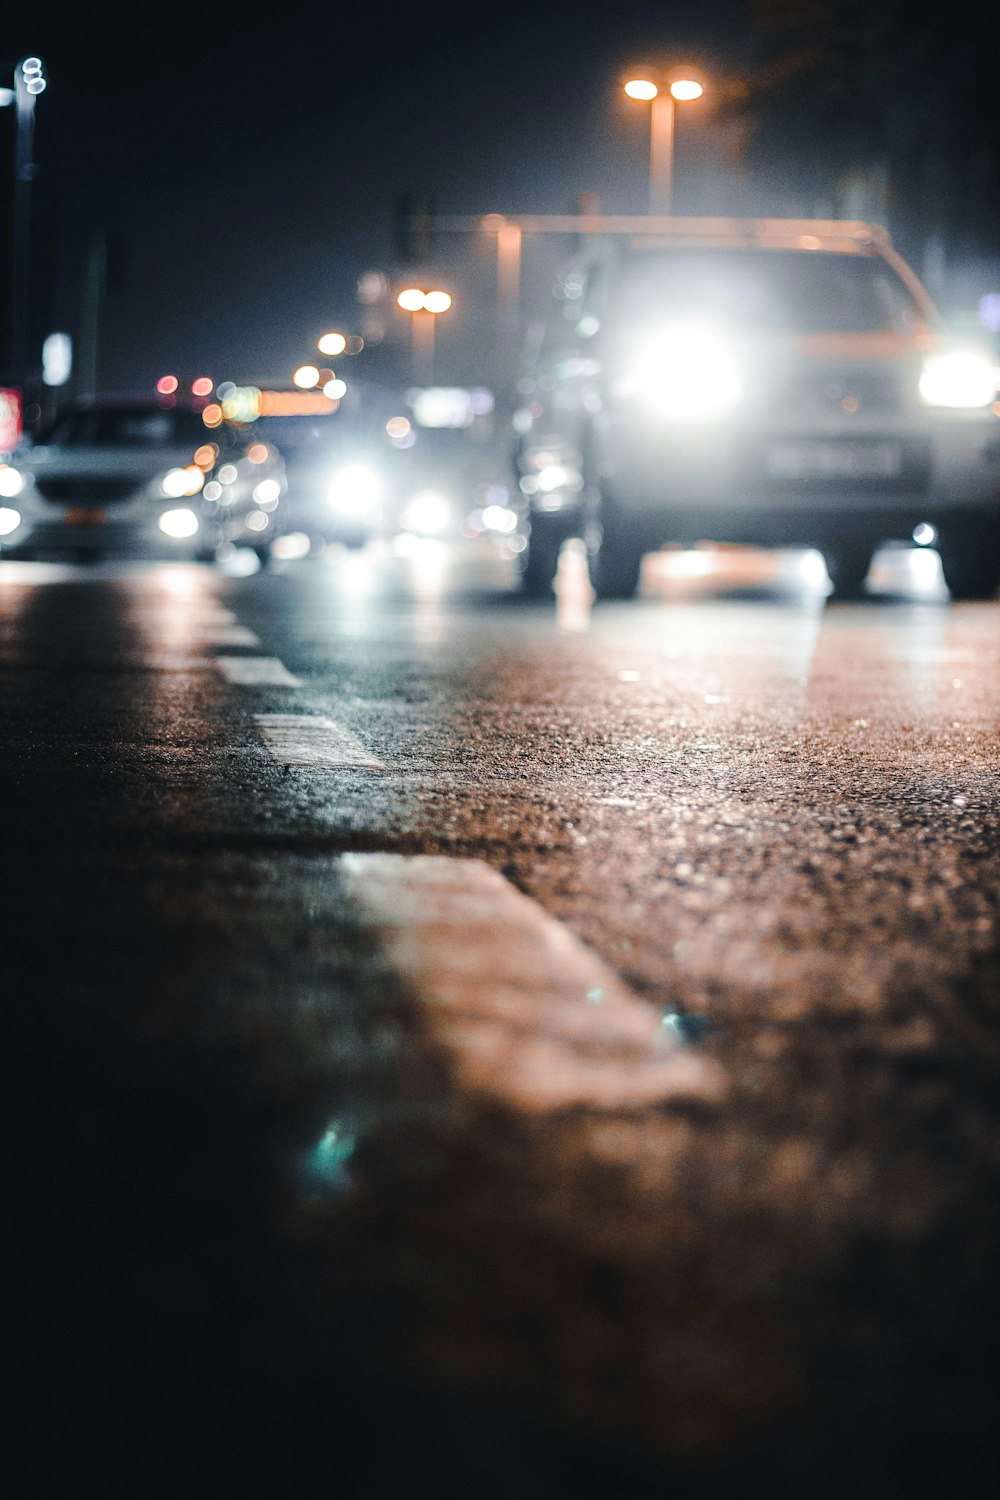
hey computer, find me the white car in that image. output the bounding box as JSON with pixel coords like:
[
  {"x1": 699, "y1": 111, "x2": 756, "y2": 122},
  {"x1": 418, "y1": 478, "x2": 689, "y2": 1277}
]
[
  {"x1": 0, "y1": 400, "x2": 286, "y2": 563},
  {"x1": 514, "y1": 218, "x2": 1000, "y2": 598}
]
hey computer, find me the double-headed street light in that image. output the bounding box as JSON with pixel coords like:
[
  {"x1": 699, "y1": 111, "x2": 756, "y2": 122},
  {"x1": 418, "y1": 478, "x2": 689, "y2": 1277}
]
[
  {"x1": 396, "y1": 288, "x2": 453, "y2": 383},
  {"x1": 624, "y1": 70, "x2": 704, "y2": 215}
]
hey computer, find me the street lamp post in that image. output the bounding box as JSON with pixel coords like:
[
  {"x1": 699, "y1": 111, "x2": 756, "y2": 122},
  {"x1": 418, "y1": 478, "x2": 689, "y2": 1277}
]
[
  {"x1": 3, "y1": 57, "x2": 48, "y2": 390},
  {"x1": 396, "y1": 288, "x2": 452, "y2": 384},
  {"x1": 624, "y1": 71, "x2": 703, "y2": 215}
]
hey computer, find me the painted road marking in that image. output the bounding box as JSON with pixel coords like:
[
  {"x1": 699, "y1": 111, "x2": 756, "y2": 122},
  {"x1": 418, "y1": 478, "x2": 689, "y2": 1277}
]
[
  {"x1": 339, "y1": 854, "x2": 725, "y2": 1112},
  {"x1": 254, "y1": 714, "x2": 386, "y2": 769},
  {"x1": 215, "y1": 656, "x2": 301, "y2": 687},
  {"x1": 201, "y1": 625, "x2": 261, "y2": 647}
]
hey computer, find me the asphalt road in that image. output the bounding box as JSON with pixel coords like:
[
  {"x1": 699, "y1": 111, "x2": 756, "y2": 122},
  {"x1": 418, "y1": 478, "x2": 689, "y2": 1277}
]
[{"x1": 3, "y1": 539, "x2": 998, "y2": 1497}]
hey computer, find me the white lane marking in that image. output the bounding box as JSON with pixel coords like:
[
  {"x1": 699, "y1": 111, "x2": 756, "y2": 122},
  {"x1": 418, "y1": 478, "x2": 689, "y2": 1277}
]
[
  {"x1": 254, "y1": 714, "x2": 386, "y2": 769},
  {"x1": 339, "y1": 854, "x2": 725, "y2": 1112},
  {"x1": 201, "y1": 625, "x2": 261, "y2": 647},
  {"x1": 215, "y1": 656, "x2": 301, "y2": 687}
]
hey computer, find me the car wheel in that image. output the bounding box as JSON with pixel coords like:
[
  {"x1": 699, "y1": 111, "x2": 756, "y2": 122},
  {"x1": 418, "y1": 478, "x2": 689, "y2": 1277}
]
[
  {"x1": 587, "y1": 514, "x2": 644, "y2": 599},
  {"x1": 823, "y1": 544, "x2": 872, "y2": 599},
  {"x1": 519, "y1": 514, "x2": 565, "y2": 596},
  {"x1": 937, "y1": 534, "x2": 1000, "y2": 600}
]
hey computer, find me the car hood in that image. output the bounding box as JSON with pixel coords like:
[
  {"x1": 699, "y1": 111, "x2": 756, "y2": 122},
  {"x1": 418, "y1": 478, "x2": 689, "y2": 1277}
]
[{"x1": 15, "y1": 444, "x2": 199, "y2": 482}]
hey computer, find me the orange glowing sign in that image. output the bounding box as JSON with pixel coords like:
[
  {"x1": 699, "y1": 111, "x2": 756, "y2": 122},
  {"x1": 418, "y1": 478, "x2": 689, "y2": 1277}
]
[{"x1": 258, "y1": 391, "x2": 339, "y2": 416}]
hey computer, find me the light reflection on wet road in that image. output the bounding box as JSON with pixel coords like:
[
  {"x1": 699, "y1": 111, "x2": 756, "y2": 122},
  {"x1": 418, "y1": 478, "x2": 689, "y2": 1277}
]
[{"x1": 1, "y1": 541, "x2": 997, "y2": 1498}]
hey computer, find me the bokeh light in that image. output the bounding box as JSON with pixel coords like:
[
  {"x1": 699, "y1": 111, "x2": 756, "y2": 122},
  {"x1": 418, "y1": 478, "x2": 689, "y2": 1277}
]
[{"x1": 670, "y1": 78, "x2": 703, "y2": 101}]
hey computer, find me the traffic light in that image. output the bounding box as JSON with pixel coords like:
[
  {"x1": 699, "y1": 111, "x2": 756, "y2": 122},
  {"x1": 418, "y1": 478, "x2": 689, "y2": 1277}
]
[{"x1": 393, "y1": 192, "x2": 435, "y2": 264}]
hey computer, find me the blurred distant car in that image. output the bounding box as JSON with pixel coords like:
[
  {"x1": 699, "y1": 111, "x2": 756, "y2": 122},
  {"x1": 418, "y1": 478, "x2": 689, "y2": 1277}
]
[
  {"x1": 270, "y1": 386, "x2": 511, "y2": 552},
  {"x1": 513, "y1": 218, "x2": 1000, "y2": 598},
  {"x1": 0, "y1": 399, "x2": 286, "y2": 563}
]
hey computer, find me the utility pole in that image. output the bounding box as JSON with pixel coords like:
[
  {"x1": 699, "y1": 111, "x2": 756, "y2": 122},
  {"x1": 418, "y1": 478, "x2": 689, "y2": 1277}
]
[{"x1": 8, "y1": 58, "x2": 47, "y2": 394}]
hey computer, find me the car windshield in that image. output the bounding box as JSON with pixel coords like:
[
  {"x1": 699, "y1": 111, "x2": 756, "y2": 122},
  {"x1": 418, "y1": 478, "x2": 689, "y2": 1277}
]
[
  {"x1": 35, "y1": 409, "x2": 212, "y2": 447},
  {"x1": 611, "y1": 250, "x2": 926, "y2": 335}
]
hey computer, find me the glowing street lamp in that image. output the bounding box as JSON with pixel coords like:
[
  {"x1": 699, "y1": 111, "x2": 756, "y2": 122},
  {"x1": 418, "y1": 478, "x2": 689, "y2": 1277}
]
[
  {"x1": 623, "y1": 70, "x2": 704, "y2": 214},
  {"x1": 395, "y1": 288, "x2": 453, "y2": 382},
  {"x1": 293, "y1": 364, "x2": 320, "y2": 389}
]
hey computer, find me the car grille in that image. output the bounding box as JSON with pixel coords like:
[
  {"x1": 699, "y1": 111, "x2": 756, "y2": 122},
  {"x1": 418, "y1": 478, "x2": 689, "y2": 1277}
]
[
  {"x1": 777, "y1": 366, "x2": 906, "y2": 418},
  {"x1": 35, "y1": 477, "x2": 141, "y2": 504}
]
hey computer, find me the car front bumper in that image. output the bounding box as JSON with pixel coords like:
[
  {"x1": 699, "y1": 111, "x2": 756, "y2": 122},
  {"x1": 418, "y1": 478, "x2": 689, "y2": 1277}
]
[
  {"x1": 0, "y1": 503, "x2": 279, "y2": 559},
  {"x1": 590, "y1": 408, "x2": 1000, "y2": 546}
]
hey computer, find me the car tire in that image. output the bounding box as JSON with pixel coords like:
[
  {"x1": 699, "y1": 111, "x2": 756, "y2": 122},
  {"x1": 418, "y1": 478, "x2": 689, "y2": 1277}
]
[
  {"x1": 936, "y1": 532, "x2": 1000, "y2": 600},
  {"x1": 587, "y1": 513, "x2": 644, "y2": 599},
  {"x1": 824, "y1": 544, "x2": 872, "y2": 599},
  {"x1": 519, "y1": 514, "x2": 566, "y2": 596}
]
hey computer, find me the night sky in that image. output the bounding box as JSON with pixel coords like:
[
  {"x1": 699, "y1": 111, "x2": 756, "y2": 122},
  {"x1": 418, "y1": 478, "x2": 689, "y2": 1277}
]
[{"x1": 4, "y1": 1, "x2": 998, "y2": 395}]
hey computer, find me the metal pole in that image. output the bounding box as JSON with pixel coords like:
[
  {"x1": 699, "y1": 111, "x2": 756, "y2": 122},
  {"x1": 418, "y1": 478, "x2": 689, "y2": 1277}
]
[
  {"x1": 496, "y1": 221, "x2": 522, "y2": 313},
  {"x1": 648, "y1": 92, "x2": 675, "y2": 215},
  {"x1": 411, "y1": 310, "x2": 435, "y2": 384},
  {"x1": 11, "y1": 66, "x2": 37, "y2": 390}
]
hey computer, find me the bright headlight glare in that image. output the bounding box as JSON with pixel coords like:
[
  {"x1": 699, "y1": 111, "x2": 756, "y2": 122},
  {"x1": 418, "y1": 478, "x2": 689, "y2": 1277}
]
[
  {"x1": 400, "y1": 491, "x2": 451, "y2": 535},
  {"x1": 0, "y1": 506, "x2": 21, "y2": 535},
  {"x1": 620, "y1": 327, "x2": 742, "y2": 419},
  {"x1": 481, "y1": 504, "x2": 518, "y2": 534},
  {"x1": 328, "y1": 463, "x2": 381, "y2": 516},
  {"x1": 918, "y1": 351, "x2": 995, "y2": 409},
  {"x1": 0, "y1": 465, "x2": 24, "y2": 498},
  {"x1": 253, "y1": 478, "x2": 281, "y2": 506},
  {"x1": 158, "y1": 507, "x2": 200, "y2": 538},
  {"x1": 162, "y1": 465, "x2": 205, "y2": 498}
]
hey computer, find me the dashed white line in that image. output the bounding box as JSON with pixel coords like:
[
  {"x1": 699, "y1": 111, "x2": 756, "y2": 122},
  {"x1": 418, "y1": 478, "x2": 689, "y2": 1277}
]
[
  {"x1": 339, "y1": 854, "x2": 725, "y2": 1113},
  {"x1": 201, "y1": 625, "x2": 261, "y2": 648},
  {"x1": 254, "y1": 713, "x2": 386, "y2": 769},
  {"x1": 215, "y1": 656, "x2": 301, "y2": 687}
]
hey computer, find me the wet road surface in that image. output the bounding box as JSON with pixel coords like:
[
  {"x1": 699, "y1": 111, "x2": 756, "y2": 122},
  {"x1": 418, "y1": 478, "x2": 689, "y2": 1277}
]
[{"x1": 3, "y1": 541, "x2": 998, "y2": 1496}]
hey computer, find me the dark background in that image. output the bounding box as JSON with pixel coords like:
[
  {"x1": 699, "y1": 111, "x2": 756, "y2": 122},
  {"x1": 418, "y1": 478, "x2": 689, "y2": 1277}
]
[{"x1": 2, "y1": 0, "x2": 998, "y2": 398}]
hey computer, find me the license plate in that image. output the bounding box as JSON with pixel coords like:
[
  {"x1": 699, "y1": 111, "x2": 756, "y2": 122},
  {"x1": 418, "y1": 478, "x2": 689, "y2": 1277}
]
[
  {"x1": 64, "y1": 507, "x2": 108, "y2": 526},
  {"x1": 765, "y1": 441, "x2": 903, "y2": 480}
]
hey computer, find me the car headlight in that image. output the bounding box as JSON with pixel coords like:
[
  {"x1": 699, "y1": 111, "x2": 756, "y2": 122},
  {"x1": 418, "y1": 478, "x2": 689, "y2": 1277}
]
[
  {"x1": 918, "y1": 351, "x2": 996, "y2": 409},
  {"x1": 158, "y1": 507, "x2": 200, "y2": 538},
  {"x1": 400, "y1": 491, "x2": 452, "y2": 536},
  {"x1": 162, "y1": 465, "x2": 205, "y2": 498},
  {"x1": 0, "y1": 506, "x2": 22, "y2": 535},
  {"x1": 616, "y1": 326, "x2": 742, "y2": 419},
  {"x1": 0, "y1": 464, "x2": 24, "y2": 498},
  {"x1": 252, "y1": 478, "x2": 281, "y2": 508},
  {"x1": 328, "y1": 463, "x2": 381, "y2": 518}
]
